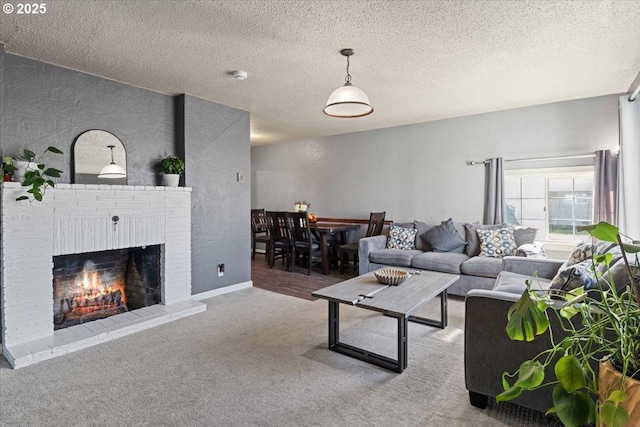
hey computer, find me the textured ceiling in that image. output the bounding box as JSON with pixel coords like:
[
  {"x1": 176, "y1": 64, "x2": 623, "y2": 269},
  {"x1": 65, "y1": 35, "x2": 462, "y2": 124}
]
[{"x1": 1, "y1": 1, "x2": 639, "y2": 145}]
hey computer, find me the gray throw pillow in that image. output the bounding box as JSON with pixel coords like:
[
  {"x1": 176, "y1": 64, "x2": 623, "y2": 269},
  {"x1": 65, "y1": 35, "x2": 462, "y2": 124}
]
[
  {"x1": 513, "y1": 226, "x2": 538, "y2": 247},
  {"x1": 422, "y1": 218, "x2": 466, "y2": 253},
  {"x1": 413, "y1": 220, "x2": 432, "y2": 251}
]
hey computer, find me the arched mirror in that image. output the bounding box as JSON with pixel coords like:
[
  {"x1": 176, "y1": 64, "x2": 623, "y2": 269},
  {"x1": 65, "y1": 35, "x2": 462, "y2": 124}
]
[{"x1": 72, "y1": 130, "x2": 127, "y2": 185}]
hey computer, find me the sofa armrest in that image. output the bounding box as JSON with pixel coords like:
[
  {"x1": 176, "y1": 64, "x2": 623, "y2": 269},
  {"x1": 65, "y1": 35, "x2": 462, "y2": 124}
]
[
  {"x1": 464, "y1": 289, "x2": 556, "y2": 413},
  {"x1": 501, "y1": 256, "x2": 564, "y2": 280},
  {"x1": 358, "y1": 235, "x2": 387, "y2": 275}
]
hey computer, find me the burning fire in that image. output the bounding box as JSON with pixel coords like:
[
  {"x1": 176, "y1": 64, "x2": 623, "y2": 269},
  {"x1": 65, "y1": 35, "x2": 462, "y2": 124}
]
[{"x1": 56, "y1": 269, "x2": 127, "y2": 316}]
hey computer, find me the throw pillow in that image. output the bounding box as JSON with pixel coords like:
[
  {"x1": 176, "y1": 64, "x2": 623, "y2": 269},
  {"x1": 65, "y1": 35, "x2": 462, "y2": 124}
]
[
  {"x1": 386, "y1": 225, "x2": 418, "y2": 250},
  {"x1": 513, "y1": 226, "x2": 538, "y2": 247},
  {"x1": 550, "y1": 259, "x2": 599, "y2": 291},
  {"x1": 413, "y1": 221, "x2": 432, "y2": 251},
  {"x1": 515, "y1": 244, "x2": 547, "y2": 259},
  {"x1": 465, "y1": 223, "x2": 505, "y2": 257},
  {"x1": 477, "y1": 227, "x2": 517, "y2": 258},
  {"x1": 422, "y1": 218, "x2": 466, "y2": 253}
]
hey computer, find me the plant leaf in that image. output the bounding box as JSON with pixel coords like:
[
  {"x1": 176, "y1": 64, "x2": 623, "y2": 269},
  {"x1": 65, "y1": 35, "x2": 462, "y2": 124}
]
[
  {"x1": 607, "y1": 390, "x2": 628, "y2": 404},
  {"x1": 46, "y1": 146, "x2": 64, "y2": 154},
  {"x1": 552, "y1": 384, "x2": 592, "y2": 427},
  {"x1": 15, "y1": 196, "x2": 29, "y2": 201},
  {"x1": 497, "y1": 360, "x2": 545, "y2": 402},
  {"x1": 43, "y1": 168, "x2": 62, "y2": 177},
  {"x1": 621, "y1": 242, "x2": 640, "y2": 254},
  {"x1": 601, "y1": 401, "x2": 629, "y2": 427},
  {"x1": 22, "y1": 149, "x2": 35, "y2": 161},
  {"x1": 554, "y1": 355, "x2": 586, "y2": 393},
  {"x1": 506, "y1": 290, "x2": 550, "y2": 341},
  {"x1": 33, "y1": 191, "x2": 42, "y2": 202},
  {"x1": 576, "y1": 222, "x2": 619, "y2": 243}
]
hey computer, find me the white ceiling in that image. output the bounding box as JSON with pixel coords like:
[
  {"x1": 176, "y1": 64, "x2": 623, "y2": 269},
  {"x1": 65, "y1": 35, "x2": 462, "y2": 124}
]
[{"x1": 1, "y1": 1, "x2": 639, "y2": 145}]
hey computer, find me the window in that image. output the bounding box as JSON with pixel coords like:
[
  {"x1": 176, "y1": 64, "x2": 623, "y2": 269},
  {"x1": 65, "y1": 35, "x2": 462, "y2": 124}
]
[{"x1": 505, "y1": 166, "x2": 594, "y2": 242}]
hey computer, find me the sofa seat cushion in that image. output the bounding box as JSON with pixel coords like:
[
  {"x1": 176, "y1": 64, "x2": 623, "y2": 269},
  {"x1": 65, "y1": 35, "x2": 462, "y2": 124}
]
[
  {"x1": 411, "y1": 252, "x2": 469, "y2": 274},
  {"x1": 494, "y1": 271, "x2": 552, "y2": 295},
  {"x1": 460, "y1": 256, "x2": 503, "y2": 278},
  {"x1": 369, "y1": 249, "x2": 422, "y2": 267}
]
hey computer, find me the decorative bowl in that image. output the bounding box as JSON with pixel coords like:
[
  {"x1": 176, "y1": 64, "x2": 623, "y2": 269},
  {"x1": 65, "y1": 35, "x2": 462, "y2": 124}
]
[{"x1": 374, "y1": 268, "x2": 409, "y2": 286}]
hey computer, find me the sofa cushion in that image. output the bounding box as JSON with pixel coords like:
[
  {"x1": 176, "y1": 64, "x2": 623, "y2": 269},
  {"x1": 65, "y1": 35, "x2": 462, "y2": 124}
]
[
  {"x1": 369, "y1": 249, "x2": 422, "y2": 267},
  {"x1": 494, "y1": 271, "x2": 553, "y2": 295},
  {"x1": 477, "y1": 226, "x2": 517, "y2": 257},
  {"x1": 386, "y1": 225, "x2": 418, "y2": 250},
  {"x1": 411, "y1": 251, "x2": 469, "y2": 274},
  {"x1": 549, "y1": 241, "x2": 622, "y2": 292},
  {"x1": 422, "y1": 218, "x2": 466, "y2": 253},
  {"x1": 460, "y1": 256, "x2": 503, "y2": 278}
]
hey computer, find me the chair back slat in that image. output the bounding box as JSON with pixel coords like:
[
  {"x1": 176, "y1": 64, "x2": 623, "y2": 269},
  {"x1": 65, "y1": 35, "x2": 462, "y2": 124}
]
[
  {"x1": 266, "y1": 211, "x2": 289, "y2": 241},
  {"x1": 251, "y1": 209, "x2": 268, "y2": 233},
  {"x1": 365, "y1": 211, "x2": 386, "y2": 237},
  {"x1": 285, "y1": 212, "x2": 312, "y2": 243}
]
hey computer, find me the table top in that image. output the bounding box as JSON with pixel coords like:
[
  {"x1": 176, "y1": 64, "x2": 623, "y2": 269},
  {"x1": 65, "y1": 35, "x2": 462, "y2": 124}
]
[
  {"x1": 312, "y1": 269, "x2": 459, "y2": 317},
  {"x1": 310, "y1": 222, "x2": 360, "y2": 232}
]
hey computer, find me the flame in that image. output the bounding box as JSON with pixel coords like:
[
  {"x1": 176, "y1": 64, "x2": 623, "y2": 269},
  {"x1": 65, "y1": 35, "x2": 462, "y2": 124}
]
[{"x1": 57, "y1": 266, "x2": 127, "y2": 316}]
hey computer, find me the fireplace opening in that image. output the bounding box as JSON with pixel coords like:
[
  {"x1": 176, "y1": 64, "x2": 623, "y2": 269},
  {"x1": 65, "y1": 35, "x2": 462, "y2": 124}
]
[{"x1": 53, "y1": 245, "x2": 162, "y2": 330}]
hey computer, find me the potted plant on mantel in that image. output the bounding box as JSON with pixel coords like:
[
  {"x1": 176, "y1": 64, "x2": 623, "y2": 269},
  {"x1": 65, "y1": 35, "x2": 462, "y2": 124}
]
[
  {"x1": 159, "y1": 155, "x2": 185, "y2": 187},
  {"x1": 497, "y1": 222, "x2": 640, "y2": 427},
  {"x1": 3, "y1": 146, "x2": 64, "y2": 202}
]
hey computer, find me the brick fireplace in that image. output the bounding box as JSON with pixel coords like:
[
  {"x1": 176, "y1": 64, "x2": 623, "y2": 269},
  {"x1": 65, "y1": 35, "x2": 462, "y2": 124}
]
[{"x1": 0, "y1": 183, "x2": 205, "y2": 368}]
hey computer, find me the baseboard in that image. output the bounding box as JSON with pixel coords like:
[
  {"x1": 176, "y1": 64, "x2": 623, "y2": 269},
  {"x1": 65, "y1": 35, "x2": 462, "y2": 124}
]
[{"x1": 191, "y1": 280, "x2": 253, "y2": 301}]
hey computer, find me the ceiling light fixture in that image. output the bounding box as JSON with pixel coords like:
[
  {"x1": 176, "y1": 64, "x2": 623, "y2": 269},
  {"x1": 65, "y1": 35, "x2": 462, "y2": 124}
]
[
  {"x1": 323, "y1": 48, "x2": 373, "y2": 118},
  {"x1": 98, "y1": 145, "x2": 126, "y2": 179}
]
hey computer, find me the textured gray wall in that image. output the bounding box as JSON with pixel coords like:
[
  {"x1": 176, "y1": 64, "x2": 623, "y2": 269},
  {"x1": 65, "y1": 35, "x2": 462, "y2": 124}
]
[
  {"x1": 0, "y1": 49, "x2": 251, "y2": 299},
  {"x1": 0, "y1": 49, "x2": 174, "y2": 185},
  {"x1": 251, "y1": 95, "x2": 620, "y2": 225},
  {"x1": 180, "y1": 95, "x2": 251, "y2": 294}
]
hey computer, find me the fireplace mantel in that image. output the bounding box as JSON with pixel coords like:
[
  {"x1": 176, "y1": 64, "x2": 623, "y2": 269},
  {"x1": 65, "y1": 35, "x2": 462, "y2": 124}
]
[{"x1": 0, "y1": 182, "x2": 204, "y2": 368}]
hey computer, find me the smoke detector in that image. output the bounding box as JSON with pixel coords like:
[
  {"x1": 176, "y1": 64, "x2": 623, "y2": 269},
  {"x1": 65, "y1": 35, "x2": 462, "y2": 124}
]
[{"x1": 232, "y1": 70, "x2": 248, "y2": 81}]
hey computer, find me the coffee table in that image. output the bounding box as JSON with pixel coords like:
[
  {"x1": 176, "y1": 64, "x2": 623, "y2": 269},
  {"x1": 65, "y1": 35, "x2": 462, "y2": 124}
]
[{"x1": 312, "y1": 269, "x2": 459, "y2": 373}]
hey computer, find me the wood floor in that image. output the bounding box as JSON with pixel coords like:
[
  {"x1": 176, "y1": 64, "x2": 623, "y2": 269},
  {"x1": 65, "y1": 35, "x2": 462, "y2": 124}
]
[{"x1": 251, "y1": 252, "x2": 357, "y2": 301}]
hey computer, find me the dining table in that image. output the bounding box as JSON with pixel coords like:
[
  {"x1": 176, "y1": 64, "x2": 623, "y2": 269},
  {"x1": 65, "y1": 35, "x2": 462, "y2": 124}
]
[{"x1": 310, "y1": 222, "x2": 361, "y2": 275}]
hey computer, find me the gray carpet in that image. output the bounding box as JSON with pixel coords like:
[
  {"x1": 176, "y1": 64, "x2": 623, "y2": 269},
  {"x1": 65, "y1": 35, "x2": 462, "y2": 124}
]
[{"x1": 0, "y1": 288, "x2": 559, "y2": 426}]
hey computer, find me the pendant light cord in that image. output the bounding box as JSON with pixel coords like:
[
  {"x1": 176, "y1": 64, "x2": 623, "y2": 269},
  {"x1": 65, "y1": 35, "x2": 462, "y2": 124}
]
[{"x1": 345, "y1": 55, "x2": 352, "y2": 84}]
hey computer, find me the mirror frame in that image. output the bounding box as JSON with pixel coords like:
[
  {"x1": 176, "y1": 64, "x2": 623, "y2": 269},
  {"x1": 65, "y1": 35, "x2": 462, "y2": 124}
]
[{"x1": 71, "y1": 130, "x2": 127, "y2": 185}]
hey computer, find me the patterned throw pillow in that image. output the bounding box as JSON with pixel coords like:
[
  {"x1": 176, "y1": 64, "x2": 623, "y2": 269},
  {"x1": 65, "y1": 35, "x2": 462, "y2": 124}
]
[
  {"x1": 386, "y1": 225, "x2": 418, "y2": 250},
  {"x1": 516, "y1": 244, "x2": 547, "y2": 259},
  {"x1": 549, "y1": 259, "x2": 598, "y2": 291},
  {"x1": 477, "y1": 227, "x2": 517, "y2": 258}
]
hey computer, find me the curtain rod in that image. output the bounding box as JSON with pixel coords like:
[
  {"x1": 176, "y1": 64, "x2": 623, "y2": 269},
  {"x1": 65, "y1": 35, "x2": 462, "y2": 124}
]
[{"x1": 467, "y1": 153, "x2": 596, "y2": 166}]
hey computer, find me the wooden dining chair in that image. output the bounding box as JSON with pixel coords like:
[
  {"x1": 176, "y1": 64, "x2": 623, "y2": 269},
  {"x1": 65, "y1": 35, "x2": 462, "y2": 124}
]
[
  {"x1": 286, "y1": 211, "x2": 319, "y2": 275},
  {"x1": 251, "y1": 209, "x2": 271, "y2": 261},
  {"x1": 265, "y1": 211, "x2": 291, "y2": 270},
  {"x1": 339, "y1": 211, "x2": 386, "y2": 274}
]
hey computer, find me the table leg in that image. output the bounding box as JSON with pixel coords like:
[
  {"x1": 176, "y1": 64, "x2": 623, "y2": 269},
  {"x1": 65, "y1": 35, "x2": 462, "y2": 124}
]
[
  {"x1": 320, "y1": 233, "x2": 330, "y2": 275},
  {"x1": 329, "y1": 301, "x2": 339, "y2": 346},
  {"x1": 408, "y1": 290, "x2": 448, "y2": 329},
  {"x1": 397, "y1": 317, "x2": 407, "y2": 373}
]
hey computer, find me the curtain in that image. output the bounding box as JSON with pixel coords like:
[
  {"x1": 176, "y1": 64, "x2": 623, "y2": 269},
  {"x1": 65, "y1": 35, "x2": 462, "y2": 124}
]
[
  {"x1": 617, "y1": 95, "x2": 640, "y2": 238},
  {"x1": 594, "y1": 149, "x2": 618, "y2": 224},
  {"x1": 483, "y1": 157, "x2": 504, "y2": 225}
]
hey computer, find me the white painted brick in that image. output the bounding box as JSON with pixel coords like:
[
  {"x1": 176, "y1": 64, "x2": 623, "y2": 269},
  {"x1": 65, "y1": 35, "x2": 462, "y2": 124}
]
[{"x1": 2, "y1": 185, "x2": 193, "y2": 367}]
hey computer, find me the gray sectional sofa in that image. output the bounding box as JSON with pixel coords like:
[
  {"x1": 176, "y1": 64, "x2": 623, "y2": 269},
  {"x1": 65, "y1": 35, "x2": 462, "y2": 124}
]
[{"x1": 358, "y1": 220, "x2": 535, "y2": 296}]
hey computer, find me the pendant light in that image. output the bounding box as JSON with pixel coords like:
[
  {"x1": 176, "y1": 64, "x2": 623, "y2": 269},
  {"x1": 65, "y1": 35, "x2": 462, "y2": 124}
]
[
  {"x1": 323, "y1": 48, "x2": 373, "y2": 118},
  {"x1": 98, "y1": 145, "x2": 126, "y2": 179}
]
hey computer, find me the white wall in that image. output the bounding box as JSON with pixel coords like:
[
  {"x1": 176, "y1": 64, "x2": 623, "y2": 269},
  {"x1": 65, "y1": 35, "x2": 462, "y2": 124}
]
[{"x1": 251, "y1": 95, "x2": 620, "y2": 226}]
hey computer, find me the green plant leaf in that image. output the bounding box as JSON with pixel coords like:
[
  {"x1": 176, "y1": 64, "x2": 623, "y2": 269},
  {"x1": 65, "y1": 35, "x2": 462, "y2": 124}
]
[
  {"x1": 497, "y1": 360, "x2": 545, "y2": 402},
  {"x1": 46, "y1": 146, "x2": 64, "y2": 154},
  {"x1": 22, "y1": 149, "x2": 35, "y2": 161},
  {"x1": 601, "y1": 401, "x2": 629, "y2": 427},
  {"x1": 607, "y1": 390, "x2": 628, "y2": 404},
  {"x1": 37, "y1": 163, "x2": 45, "y2": 170},
  {"x1": 496, "y1": 385, "x2": 522, "y2": 402},
  {"x1": 595, "y1": 253, "x2": 614, "y2": 267},
  {"x1": 622, "y1": 242, "x2": 640, "y2": 254},
  {"x1": 46, "y1": 180, "x2": 55, "y2": 187},
  {"x1": 506, "y1": 290, "x2": 550, "y2": 341},
  {"x1": 554, "y1": 356, "x2": 585, "y2": 393},
  {"x1": 43, "y1": 168, "x2": 62, "y2": 177},
  {"x1": 552, "y1": 384, "x2": 592, "y2": 427},
  {"x1": 576, "y1": 222, "x2": 619, "y2": 243},
  {"x1": 33, "y1": 191, "x2": 42, "y2": 202},
  {"x1": 15, "y1": 196, "x2": 28, "y2": 201}
]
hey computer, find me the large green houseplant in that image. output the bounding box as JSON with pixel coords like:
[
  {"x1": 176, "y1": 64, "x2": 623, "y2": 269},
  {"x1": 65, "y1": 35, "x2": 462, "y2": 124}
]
[
  {"x1": 4, "y1": 146, "x2": 64, "y2": 201},
  {"x1": 497, "y1": 222, "x2": 640, "y2": 427}
]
